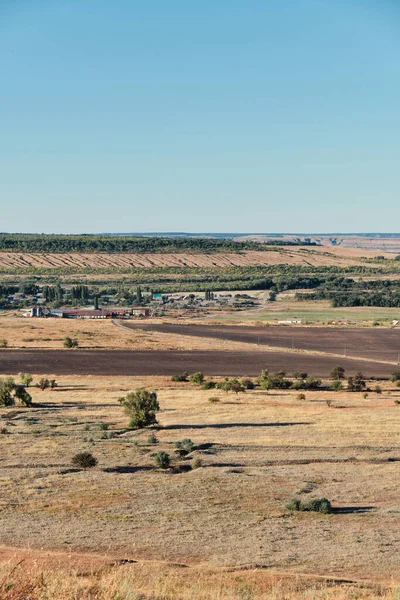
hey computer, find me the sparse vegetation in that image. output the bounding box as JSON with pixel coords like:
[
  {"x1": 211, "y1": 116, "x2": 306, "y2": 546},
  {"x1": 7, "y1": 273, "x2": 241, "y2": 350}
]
[
  {"x1": 0, "y1": 339, "x2": 8, "y2": 348},
  {"x1": 63, "y1": 336, "x2": 79, "y2": 348},
  {"x1": 19, "y1": 373, "x2": 33, "y2": 387},
  {"x1": 208, "y1": 396, "x2": 220, "y2": 403},
  {"x1": 189, "y1": 372, "x2": 205, "y2": 385}
]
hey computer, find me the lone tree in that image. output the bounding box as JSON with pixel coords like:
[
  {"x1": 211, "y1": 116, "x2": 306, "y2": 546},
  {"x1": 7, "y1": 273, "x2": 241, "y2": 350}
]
[
  {"x1": 348, "y1": 372, "x2": 366, "y2": 392},
  {"x1": 330, "y1": 366, "x2": 345, "y2": 380},
  {"x1": 119, "y1": 389, "x2": 160, "y2": 429}
]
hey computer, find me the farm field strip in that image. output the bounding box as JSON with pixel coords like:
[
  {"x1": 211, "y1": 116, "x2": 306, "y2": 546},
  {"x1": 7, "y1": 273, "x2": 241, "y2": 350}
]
[
  {"x1": 0, "y1": 349, "x2": 397, "y2": 377},
  {"x1": 122, "y1": 322, "x2": 400, "y2": 363}
]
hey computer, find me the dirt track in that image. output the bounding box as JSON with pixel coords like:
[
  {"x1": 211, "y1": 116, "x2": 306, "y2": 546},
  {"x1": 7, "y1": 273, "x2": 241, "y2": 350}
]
[
  {"x1": 123, "y1": 322, "x2": 400, "y2": 362},
  {"x1": 0, "y1": 349, "x2": 396, "y2": 377}
]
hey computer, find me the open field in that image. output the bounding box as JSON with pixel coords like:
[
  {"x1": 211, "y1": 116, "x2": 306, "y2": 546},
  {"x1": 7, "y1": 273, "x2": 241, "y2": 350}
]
[
  {"x1": 0, "y1": 348, "x2": 398, "y2": 377},
  {"x1": 124, "y1": 322, "x2": 400, "y2": 363},
  {"x1": 206, "y1": 300, "x2": 400, "y2": 325},
  {"x1": 0, "y1": 374, "x2": 399, "y2": 595},
  {"x1": 0, "y1": 247, "x2": 382, "y2": 272}
]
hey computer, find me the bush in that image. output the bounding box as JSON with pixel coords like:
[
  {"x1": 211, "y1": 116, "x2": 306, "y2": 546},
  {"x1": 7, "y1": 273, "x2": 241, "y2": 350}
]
[
  {"x1": 285, "y1": 497, "x2": 332, "y2": 514},
  {"x1": 241, "y1": 378, "x2": 255, "y2": 390},
  {"x1": 153, "y1": 451, "x2": 170, "y2": 469},
  {"x1": 119, "y1": 389, "x2": 160, "y2": 429},
  {"x1": 38, "y1": 378, "x2": 50, "y2": 391},
  {"x1": 14, "y1": 385, "x2": 32, "y2": 407},
  {"x1": 99, "y1": 422, "x2": 109, "y2": 430},
  {"x1": 191, "y1": 457, "x2": 203, "y2": 469},
  {"x1": 331, "y1": 380, "x2": 343, "y2": 392},
  {"x1": 189, "y1": 372, "x2": 204, "y2": 385},
  {"x1": 63, "y1": 336, "x2": 78, "y2": 348},
  {"x1": 330, "y1": 366, "x2": 345, "y2": 380},
  {"x1": 171, "y1": 373, "x2": 188, "y2": 382},
  {"x1": 0, "y1": 339, "x2": 8, "y2": 348},
  {"x1": 71, "y1": 452, "x2": 97, "y2": 469},
  {"x1": 147, "y1": 433, "x2": 158, "y2": 444},
  {"x1": 201, "y1": 381, "x2": 216, "y2": 390},
  {"x1": 347, "y1": 372, "x2": 366, "y2": 392},
  {"x1": 208, "y1": 396, "x2": 220, "y2": 403},
  {"x1": 296, "y1": 393, "x2": 306, "y2": 401},
  {"x1": 0, "y1": 378, "x2": 16, "y2": 407},
  {"x1": 175, "y1": 438, "x2": 194, "y2": 454},
  {"x1": 19, "y1": 373, "x2": 33, "y2": 387},
  {"x1": 258, "y1": 369, "x2": 291, "y2": 390},
  {"x1": 390, "y1": 371, "x2": 400, "y2": 383},
  {"x1": 374, "y1": 385, "x2": 382, "y2": 395}
]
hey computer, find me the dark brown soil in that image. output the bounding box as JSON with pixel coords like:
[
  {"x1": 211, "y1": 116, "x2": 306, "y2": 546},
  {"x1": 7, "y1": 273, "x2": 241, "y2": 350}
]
[
  {"x1": 0, "y1": 349, "x2": 396, "y2": 377},
  {"x1": 124, "y1": 322, "x2": 400, "y2": 362}
]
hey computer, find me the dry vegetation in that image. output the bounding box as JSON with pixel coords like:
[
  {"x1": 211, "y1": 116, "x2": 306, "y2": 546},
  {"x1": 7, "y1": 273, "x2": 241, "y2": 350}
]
[
  {"x1": 0, "y1": 373, "x2": 399, "y2": 599},
  {"x1": 0, "y1": 247, "x2": 377, "y2": 271}
]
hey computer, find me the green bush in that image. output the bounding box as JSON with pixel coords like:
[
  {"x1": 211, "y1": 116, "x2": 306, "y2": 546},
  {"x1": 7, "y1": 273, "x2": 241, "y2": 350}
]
[
  {"x1": 0, "y1": 378, "x2": 16, "y2": 407},
  {"x1": 63, "y1": 336, "x2": 78, "y2": 348},
  {"x1": 208, "y1": 396, "x2": 220, "y2": 403},
  {"x1": 201, "y1": 381, "x2": 216, "y2": 390},
  {"x1": 147, "y1": 433, "x2": 158, "y2": 444},
  {"x1": 241, "y1": 378, "x2": 255, "y2": 390},
  {"x1": 189, "y1": 372, "x2": 204, "y2": 385},
  {"x1": 19, "y1": 373, "x2": 33, "y2": 387},
  {"x1": 171, "y1": 373, "x2": 188, "y2": 382},
  {"x1": 99, "y1": 422, "x2": 109, "y2": 431},
  {"x1": 0, "y1": 339, "x2": 8, "y2": 349},
  {"x1": 331, "y1": 380, "x2": 343, "y2": 392},
  {"x1": 153, "y1": 451, "x2": 170, "y2": 469},
  {"x1": 119, "y1": 389, "x2": 160, "y2": 429},
  {"x1": 71, "y1": 452, "x2": 98, "y2": 469},
  {"x1": 285, "y1": 497, "x2": 332, "y2": 514},
  {"x1": 14, "y1": 385, "x2": 32, "y2": 407},
  {"x1": 175, "y1": 438, "x2": 194, "y2": 454},
  {"x1": 191, "y1": 457, "x2": 203, "y2": 469},
  {"x1": 330, "y1": 366, "x2": 345, "y2": 380}
]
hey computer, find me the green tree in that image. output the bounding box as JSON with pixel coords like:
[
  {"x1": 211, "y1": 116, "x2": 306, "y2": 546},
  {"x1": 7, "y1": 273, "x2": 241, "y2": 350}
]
[
  {"x1": 330, "y1": 366, "x2": 345, "y2": 380},
  {"x1": 19, "y1": 373, "x2": 33, "y2": 387},
  {"x1": 119, "y1": 389, "x2": 160, "y2": 428}
]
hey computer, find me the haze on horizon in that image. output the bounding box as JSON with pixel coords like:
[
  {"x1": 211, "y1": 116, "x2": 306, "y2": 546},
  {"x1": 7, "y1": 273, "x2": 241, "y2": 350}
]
[{"x1": 1, "y1": 1, "x2": 400, "y2": 234}]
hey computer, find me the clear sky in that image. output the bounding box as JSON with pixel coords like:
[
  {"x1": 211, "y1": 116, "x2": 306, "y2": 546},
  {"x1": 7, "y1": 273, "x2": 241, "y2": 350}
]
[{"x1": 1, "y1": 0, "x2": 400, "y2": 234}]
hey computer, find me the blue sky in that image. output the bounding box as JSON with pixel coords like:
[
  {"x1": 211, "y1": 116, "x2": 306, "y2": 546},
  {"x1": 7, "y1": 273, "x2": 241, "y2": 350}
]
[{"x1": 1, "y1": 0, "x2": 400, "y2": 233}]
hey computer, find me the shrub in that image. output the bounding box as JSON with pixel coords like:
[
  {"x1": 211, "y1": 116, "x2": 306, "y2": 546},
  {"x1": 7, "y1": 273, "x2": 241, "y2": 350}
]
[
  {"x1": 153, "y1": 451, "x2": 170, "y2": 469},
  {"x1": 14, "y1": 385, "x2": 32, "y2": 407},
  {"x1": 50, "y1": 379, "x2": 57, "y2": 389},
  {"x1": 347, "y1": 372, "x2": 366, "y2": 392},
  {"x1": 147, "y1": 433, "x2": 158, "y2": 444},
  {"x1": 171, "y1": 373, "x2": 188, "y2": 382},
  {"x1": 119, "y1": 389, "x2": 159, "y2": 429},
  {"x1": 38, "y1": 378, "x2": 50, "y2": 391},
  {"x1": 374, "y1": 385, "x2": 382, "y2": 395},
  {"x1": 0, "y1": 339, "x2": 8, "y2": 348},
  {"x1": 390, "y1": 371, "x2": 400, "y2": 383},
  {"x1": 258, "y1": 369, "x2": 291, "y2": 390},
  {"x1": 208, "y1": 396, "x2": 220, "y2": 403},
  {"x1": 241, "y1": 378, "x2": 255, "y2": 390},
  {"x1": 191, "y1": 457, "x2": 203, "y2": 469},
  {"x1": 0, "y1": 378, "x2": 16, "y2": 407},
  {"x1": 201, "y1": 381, "x2": 216, "y2": 390},
  {"x1": 189, "y1": 372, "x2": 204, "y2": 385},
  {"x1": 363, "y1": 392, "x2": 369, "y2": 399},
  {"x1": 175, "y1": 438, "x2": 194, "y2": 454},
  {"x1": 331, "y1": 380, "x2": 343, "y2": 392},
  {"x1": 330, "y1": 366, "x2": 345, "y2": 380},
  {"x1": 71, "y1": 451, "x2": 97, "y2": 469},
  {"x1": 99, "y1": 422, "x2": 109, "y2": 430},
  {"x1": 296, "y1": 393, "x2": 306, "y2": 401},
  {"x1": 19, "y1": 373, "x2": 33, "y2": 387},
  {"x1": 63, "y1": 336, "x2": 78, "y2": 348},
  {"x1": 285, "y1": 497, "x2": 332, "y2": 514}
]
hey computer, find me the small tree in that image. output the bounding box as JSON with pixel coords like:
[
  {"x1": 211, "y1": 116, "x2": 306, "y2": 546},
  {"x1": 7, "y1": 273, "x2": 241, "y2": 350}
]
[
  {"x1": 19, "y1": 373, "x2": 33, "y2": 387},
  {"x1": 14, "y1": 385, "x2": 32, "y2": 407},
  {"x1": 0, "y1": 378, "x2": 16, "y2": 407},
  {"x1": 348, "y1": 372, "x2": 366, "y2": 392},
  {"x1": 72, "y1": 452, "x2": 97, "y2": 469},
  {"x1": 189, "y1": 372, "x2": 204, "y2": 385},
  {"x1": 331, "y1": 366, "x2": 345, "y2": 380},
  {"x1": 119, "y1": 389, "x2": 159, "y2": 429}
]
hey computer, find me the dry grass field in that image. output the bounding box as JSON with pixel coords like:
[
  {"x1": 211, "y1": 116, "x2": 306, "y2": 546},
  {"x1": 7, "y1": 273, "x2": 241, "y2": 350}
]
[
  {"x1": 0, "y1": 246, "x2": 382, "y2": 272},
  {"x1": 0, "y1": 374, "x2": 399, "y2": 598}
]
